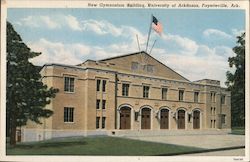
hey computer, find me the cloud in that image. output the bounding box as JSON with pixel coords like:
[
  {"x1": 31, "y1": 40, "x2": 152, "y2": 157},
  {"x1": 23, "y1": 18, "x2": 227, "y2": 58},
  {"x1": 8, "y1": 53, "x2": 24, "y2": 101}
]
[
  {"x1": 203, "y1": 28, "x2": 232, "y2": 39},
  {"x1": 18, "y1": 16, "x2": 40, "y2": 28},
  {"x1": 64, "y1": 15, "x2": 82, "y2": 31},
  {"x1": 40, "y1": 16, "x2": 60, "y2": 29},
  {"x1": 17, "y1": 15, "x2": 60, "y2": 29},
  {"x1": 151, "y1": 38, "x2": 234, "y2": 87},
  {"x1": 81, "y1": 19, "x2": 147, "y2": 42},
  {"x1": 231, "y1": 28, "x2": 245, "y2": 37},
  {"x1": 28, "y1": 38, "x2": 91, "y2": 65},
  {"x1": 161, "y1": 33, "x2": 199, "y2": 55},
  {"x1": 28, "y1": 37, "x2": 141, "y2": 66}
]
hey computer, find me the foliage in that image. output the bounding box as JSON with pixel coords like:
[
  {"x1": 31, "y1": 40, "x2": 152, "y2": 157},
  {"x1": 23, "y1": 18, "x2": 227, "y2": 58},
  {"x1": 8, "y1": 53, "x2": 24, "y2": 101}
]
[
  {"x1": 225, "y1": 32, "x2": 245, "y2": 127},
  {"x1": 6, "y1": 22, "x2": 59, "y2": 145}
]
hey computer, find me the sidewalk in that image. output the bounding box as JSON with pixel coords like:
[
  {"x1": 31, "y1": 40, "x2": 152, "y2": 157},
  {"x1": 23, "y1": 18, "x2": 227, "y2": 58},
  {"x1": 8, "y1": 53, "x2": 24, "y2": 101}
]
[
  {"x1": 126, "y1": 134, "x2": 245, "y2": 156},
  {"x1": 182, "y1": 148, "x2": 244, "y2": 156}
]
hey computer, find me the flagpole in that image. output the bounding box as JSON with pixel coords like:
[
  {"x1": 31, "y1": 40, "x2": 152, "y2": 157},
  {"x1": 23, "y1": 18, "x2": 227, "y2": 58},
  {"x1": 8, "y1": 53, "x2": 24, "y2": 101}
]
[
  {"x1": 145, "y1": 14, "x2": 153, "y2": 53},
  {"x1": 136, "y1": 34, "x2": 141, "y2": 52},
  {"x1": 149, "y1": 39, "x2": 157, "y2": 54}
]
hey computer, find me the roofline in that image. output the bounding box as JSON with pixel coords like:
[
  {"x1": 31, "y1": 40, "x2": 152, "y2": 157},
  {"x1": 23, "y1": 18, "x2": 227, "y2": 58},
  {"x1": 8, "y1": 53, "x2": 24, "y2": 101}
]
[
  {"x1": 41, "y1": 63, "x2": 86, "y2": 71},
  {"x1": 100, "y1": 51, "x2": 190, "y2": 82},
  {"x1": 99, "y1": 51, "x2": 146, "y2": 61}
]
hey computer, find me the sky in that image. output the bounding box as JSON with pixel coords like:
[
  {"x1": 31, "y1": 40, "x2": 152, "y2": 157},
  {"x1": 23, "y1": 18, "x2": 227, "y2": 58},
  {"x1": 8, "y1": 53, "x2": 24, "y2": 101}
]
[{"x1": 7, "y1": 8, "x2": 245, "y2": 87}]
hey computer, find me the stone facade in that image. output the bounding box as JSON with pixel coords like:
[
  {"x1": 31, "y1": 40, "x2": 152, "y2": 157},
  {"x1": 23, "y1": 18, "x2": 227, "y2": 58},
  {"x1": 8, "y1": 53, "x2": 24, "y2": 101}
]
[{"x1": 22, "y1": 51, "x2": 231, "y2": 142}]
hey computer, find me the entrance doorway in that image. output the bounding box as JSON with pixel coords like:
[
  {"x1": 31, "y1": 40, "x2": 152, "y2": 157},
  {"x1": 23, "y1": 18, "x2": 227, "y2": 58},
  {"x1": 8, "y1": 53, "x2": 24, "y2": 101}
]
[
  {"x1": 178, "y1": 110, "x2": 185, "y2": 129},
  {"x1": 141, "y1": 108, "x2": 151, "y2": 129},
  {"x1": 120, "y1": 107, "x2": 131, "y2": 129},
  {"x1": 160, "y1": 109, "x2": 169, "y2": 129},
  {"x1": 193, "y1": 110, "x2": 200, "y2": 129}
]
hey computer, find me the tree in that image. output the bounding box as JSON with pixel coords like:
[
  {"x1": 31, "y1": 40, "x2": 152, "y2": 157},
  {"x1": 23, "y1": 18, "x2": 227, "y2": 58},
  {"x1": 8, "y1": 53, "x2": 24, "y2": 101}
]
[
  {"x1": 225, "y1": 32, "x2": 245, "y2": 127},
  {"x1": 6, "y1": 22, "x2": 59, "y2": 146}
]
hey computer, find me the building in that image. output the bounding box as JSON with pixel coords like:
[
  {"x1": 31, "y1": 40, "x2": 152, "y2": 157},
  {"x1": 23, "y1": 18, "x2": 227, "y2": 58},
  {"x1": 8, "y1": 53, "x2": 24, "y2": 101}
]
[{"x1": 22, "y1": 51, "x2": 231, "y2": 142}]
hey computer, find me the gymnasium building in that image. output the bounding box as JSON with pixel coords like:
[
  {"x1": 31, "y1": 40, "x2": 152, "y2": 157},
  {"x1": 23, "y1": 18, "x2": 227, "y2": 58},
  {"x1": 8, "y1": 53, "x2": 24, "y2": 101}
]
[{"x1": 21, "y1": 51, "x2": 231, "y2": 141}]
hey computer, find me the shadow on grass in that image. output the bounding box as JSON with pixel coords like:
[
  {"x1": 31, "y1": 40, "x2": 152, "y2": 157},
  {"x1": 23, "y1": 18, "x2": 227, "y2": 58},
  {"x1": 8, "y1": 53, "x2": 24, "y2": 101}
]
[{"x1": 9, "y1": 141, "x2": 87, "y2": 149}]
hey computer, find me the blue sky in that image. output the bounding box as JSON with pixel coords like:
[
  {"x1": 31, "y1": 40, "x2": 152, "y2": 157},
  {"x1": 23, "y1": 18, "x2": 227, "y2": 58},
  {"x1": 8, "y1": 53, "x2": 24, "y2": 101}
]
[{"x1": 7, "y1": 8, "x2": 245, "y2": 87}]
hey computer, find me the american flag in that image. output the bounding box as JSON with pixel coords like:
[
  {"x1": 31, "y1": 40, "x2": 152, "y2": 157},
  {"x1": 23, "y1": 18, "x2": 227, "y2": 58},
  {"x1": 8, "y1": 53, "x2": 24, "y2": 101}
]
[{"x1": 152, "y1": 15, "x2": 163, "y2": 35}]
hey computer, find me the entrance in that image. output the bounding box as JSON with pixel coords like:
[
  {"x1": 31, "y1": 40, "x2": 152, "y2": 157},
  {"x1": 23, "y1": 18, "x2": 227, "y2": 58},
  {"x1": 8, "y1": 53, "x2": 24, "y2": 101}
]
[
  {"x1": 160, "y1": 109, "x2": 169, "y2": 129},
  {"x1": 193, "y1": 110, "x2": 200, "y2": 129},
  {"x1": 141, "y1": 108, "x2": 151, "y2": 129},
  {"x1": 178, "y1": 110, "x2": 185, "y2": 129},
  {"x1": 120, "y1": 107, "x2": 131, "y2": 129}
]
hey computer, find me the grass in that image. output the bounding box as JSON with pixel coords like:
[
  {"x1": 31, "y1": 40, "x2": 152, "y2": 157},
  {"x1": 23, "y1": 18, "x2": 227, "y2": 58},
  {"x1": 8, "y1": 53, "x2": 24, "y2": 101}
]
[
  {"x1": 6, "y1": 136, "x2": 203, "y2": 156},
  {"x1": 231, "y1": 127, "x2": 245, "y2": 135}
]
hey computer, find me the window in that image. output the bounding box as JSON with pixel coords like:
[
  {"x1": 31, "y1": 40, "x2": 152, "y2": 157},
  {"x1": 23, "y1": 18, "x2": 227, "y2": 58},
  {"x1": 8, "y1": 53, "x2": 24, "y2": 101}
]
[
  {"x1": 122, "y1": 84, "x2": 130, "y2": 96},
  {"x1": 102, "y1": 117, "x2": 106, "y2": 129},
  {"x1": 64, "y1": 77, "x2": 74, "y2": 92},
  {"x1": 194, "y1": 92, "x2": 199, "y2": 103},
  {"x1": 102, "y1": 100, "x2": 106, "y2": 109},
  {"x1": 143, "y1": 86, "x2": 150, "y2": 98},
  {"x1": 146, "y1": 65, "x2": 154, "y2": 73},
  {"x1": 162, "y1": 88, "x2": 168, "y2": 100},
  {"x1": 131, "y1": 62, "x2": 139, "y2": 70},
  {"x1": 221, "y1": 114, "x2": 226, "y2": 124},
  {"x1": 96, "y1": 117, "x2": 100, "y2": 129},
  {"x1": 96, "y1": 79, "x2": 101, "y2": 91},
  {"x1": 96, "y1": 100, "x2": 100, "y2": 109},
  {"x1": 102, "y1": 80, "x2": 107, "y2": 92},
  {"x1": 179, "y1": 90, "x2": 184, "y2": 101},
  {"x1": 143, "y1": 65, "x2": 154, "y2": 73},
  {"x1": 211, "y1": 92, "x2": 216, "y2": 103},
  {"x1": 214, "y1": 107, "x2": 216, "y2": 115},
  {"x1": 211, "y1": 107, "x2": 213, "y2": 115},
  {"x1": 214, "y1": 120, "x2": 216, "y2": 128},
  {"x1": 64, "y1": 107, "x2": 74, "y2": 122},
  {"x1": 221, "y1": 95, "x2": 226, "y2": 104}
]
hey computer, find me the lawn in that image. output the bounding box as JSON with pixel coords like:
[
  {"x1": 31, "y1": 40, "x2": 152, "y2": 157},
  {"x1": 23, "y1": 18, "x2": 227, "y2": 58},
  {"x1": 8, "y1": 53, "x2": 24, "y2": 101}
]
[
  {"x1": 231, "y1": 127, "x2": 245, "y2": 135},
  {"x1": 7, "y1": 136, "x2": 203, "y2": 156}
]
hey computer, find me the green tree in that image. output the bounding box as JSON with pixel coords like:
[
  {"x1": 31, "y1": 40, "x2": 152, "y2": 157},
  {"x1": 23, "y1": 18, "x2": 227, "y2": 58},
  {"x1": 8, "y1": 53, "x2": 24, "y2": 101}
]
[
  {"x1": 225, "y1": 32, "x2": 245, "y2": 127},
  {"x1": 6, "y1": 22, "x2": 59, "y2": 146}
]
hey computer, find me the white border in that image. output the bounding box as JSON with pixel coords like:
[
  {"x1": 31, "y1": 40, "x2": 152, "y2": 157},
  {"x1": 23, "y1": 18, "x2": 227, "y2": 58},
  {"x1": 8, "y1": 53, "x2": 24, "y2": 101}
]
[{"x1": 1, "y1": 0, "x2": 249, "y2": 162}]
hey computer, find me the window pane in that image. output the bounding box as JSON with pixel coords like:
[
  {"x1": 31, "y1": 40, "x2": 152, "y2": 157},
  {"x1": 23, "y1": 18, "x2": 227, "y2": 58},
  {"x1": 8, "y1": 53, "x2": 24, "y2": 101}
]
[
  {"x1": 131, "y1": 62, "x2": 139, "y2": 70},
  {"x1": 102, "y1": 100, "x2": 106, "y2": 109},
  {"x1": 122, "y1": 84, "x2": 129, "y2": 96},
  {"x1": 96, "y1": 117, "x2": 100, "y2": 129},
  {"x1": 64, "y1": 108, "x2": 68, "y2": 122},
  {"x1": 102, "y1": 117, "x2": 106, "y2": 129},
  {"x1": 143, "y1": 86, "x2": 149, "y2": 98},
  {"x1": 221, "y1": 95, "x2": 225, "y2": 104},
  {"x1": 96, "y1": 80, "x2": 101, "y2": 91},
  {"x1": 102, "y1": 80, "x2": 106, "y2": 92},
  {"x1": 179, "y1": 90, "x2": 184, "y2": 101},
  {"x1": 96, "y1": 100, "x2": 100, "y2": 109},
  {"x1": 162, "y1": 88, "x2": 168, "y2": 100},
  {"x1": 147, "y1": 65, "x2": 154, "y2": 73},
  {"x1": 64, "y1": 107, "x2": 74, "y2": 122},
  {"x1": 194, "y1": 92, "x2": 199, "y2": 103},
  {"x1": 64, "y1": 77, "x2": 74, "y2": 92},
  {"x1": 64, "y1": 77, "x2": 69, "y2": 92},
  {"x1": 222, "y1": 115, "x2": 226, "y2": 124},
  {"x1": 70, "y1": 108, "x2": 74, "y2": 122},
  {"x1": 70, "y1": 78, "x2": 74, "y2": 92}
]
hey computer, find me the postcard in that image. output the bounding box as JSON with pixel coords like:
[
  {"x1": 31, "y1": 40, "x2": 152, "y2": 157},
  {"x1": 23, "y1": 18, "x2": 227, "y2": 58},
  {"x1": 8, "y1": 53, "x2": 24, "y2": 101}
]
[{"x1": 0, "y1": 0, "x2": 249, "y2": 162}]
